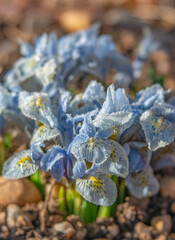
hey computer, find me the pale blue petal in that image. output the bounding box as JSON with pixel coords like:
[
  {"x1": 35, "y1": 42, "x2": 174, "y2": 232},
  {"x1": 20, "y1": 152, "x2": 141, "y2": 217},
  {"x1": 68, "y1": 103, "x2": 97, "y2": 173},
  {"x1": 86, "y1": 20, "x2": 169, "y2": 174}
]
[
  {"x1": 40, "y1": 146, "x2": 65, "y2": 172},
  {"x1": 73, "y1": 160, "x2": 87, "y2": 179},
  {"x1": 80, "y1": 114, "x2": 96, "y2": 137},
  {"x1": 50, "y1": 158, "x2": 64, "y2": 182},
  {"x1": 31, "y1": 124, "x2": 60, "y2": 144},
  {"x1": 102, "y1": 84, "x2": 116, "y2": 114},
  {"x1": 140, "y1": 105, "x2": 175, "y2": 151},
  {"x1": 30, "y1": 142, "x2": 45, "y2": 165},
  {"x1": 95, "y1": 128, "x2": 113, "y2": 139},
  {"x1": 71, "y1": 138, "x2": 111, "y2": 164},
  {"x1": 83, "y1": 80, "x2": 106, "y2": 103},
  {"x1": 94, "y1": 111, "x2": 133, "y2": 130},
  {"x1": 19, "y1": 92, "x2": 57, "y2": 128},
  {"x1": 132, "y1": 84, "x2": 167, "y2": 111},
  {"x1": 99, "y1": 140, "x2": 129, "y2": 177},
  {"x1": 35, "y1": 59, "x2": 57, "y2": 86},
  {"x1": 2, "y1": 150, "x2": 39, "y2": 179},
  {"x1": 126, "y1": 165, "x2": 160, "y2": 198},
  {"x1": 76, "y1": 172, "x2": 117, "y2": 206}
]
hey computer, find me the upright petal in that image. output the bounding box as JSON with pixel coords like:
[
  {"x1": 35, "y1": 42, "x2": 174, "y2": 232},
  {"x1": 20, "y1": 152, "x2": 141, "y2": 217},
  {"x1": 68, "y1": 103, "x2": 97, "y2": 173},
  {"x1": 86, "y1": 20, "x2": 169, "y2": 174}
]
[{"x1": 80, "y1": 114, "x2": 96, "y2": 137}]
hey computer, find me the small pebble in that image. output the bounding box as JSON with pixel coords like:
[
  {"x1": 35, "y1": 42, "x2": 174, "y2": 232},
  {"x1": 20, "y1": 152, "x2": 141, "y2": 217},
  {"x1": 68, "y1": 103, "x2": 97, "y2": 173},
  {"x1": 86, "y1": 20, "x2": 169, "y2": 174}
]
[
  {"x1": 6, "y1": 204, "x2": 20, "y2": 228},
  {"x1": 53, "y1": 221, "x2": 75, "y2": 239},
  {"x1": 1, "y1": 225, "x2": 8, "y2": 233},
  {"x1": 75, "y1": 228, "x2": 87, "y2": 240},
  {"x1": 107, "y1": 224, "x2": 120, "y2": 237},
  {"x1": 151, "y1": 214, "x2": 172, "y2": 233}
]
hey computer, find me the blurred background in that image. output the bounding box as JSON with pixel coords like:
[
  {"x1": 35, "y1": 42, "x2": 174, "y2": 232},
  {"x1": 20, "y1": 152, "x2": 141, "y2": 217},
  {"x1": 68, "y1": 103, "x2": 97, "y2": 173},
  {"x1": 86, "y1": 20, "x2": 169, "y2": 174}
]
[{"x1": 0, "y1": 0, "x2": 175, "y2": 91}]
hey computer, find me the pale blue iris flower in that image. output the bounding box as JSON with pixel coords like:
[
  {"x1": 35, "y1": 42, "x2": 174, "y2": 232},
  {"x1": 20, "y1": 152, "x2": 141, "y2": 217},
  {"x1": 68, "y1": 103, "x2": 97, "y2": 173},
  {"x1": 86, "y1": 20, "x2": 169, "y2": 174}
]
[
  {"x1": 2, "y1": 24, "x2": 172, "y2": 207},
  {"x1": 94, "y1": 84, "x2": 133, "y2": 138},
  {"x1": 140, "y1": 103, "x2": 175, "y2": 151}
]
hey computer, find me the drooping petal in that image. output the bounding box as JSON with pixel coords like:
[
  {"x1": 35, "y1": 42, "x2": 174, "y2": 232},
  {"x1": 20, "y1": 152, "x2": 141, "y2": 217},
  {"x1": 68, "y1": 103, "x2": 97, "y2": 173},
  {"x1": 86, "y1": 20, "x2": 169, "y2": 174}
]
[
  {"x1": 71, "y1": 137, "x2": 111, "y2": 164},
  {"x1": 99, "y1": 140, "x2": 129, "y2": 177},
  {"x1": 126, "y1": 165, "x2": 160, "y2": 198},
  {"x1": 76, "y1": 172, "x2": 117, "y2": 206},
  {"x1": 19, "y1": 92, "x2": 57, "y2": 128},
  {"x1": 2, "y1": 150, "x2": 39, "y2": 179},
  {"x1": 35, "y1": 59, "x2": 57, "y2": 86},
  {"x1": 31, "y1": 124, "x2": 60, "y2": 144},
  {"x1": 140, "y1": 105, "x2": 175, "y2": 151}
]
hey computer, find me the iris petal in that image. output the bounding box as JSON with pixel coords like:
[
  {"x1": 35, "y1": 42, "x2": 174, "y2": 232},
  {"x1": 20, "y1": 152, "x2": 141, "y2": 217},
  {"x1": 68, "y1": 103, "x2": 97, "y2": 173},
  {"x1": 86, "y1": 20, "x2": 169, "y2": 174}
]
[
  {"x1": 76, "y1": 172, "x2": 117, "y2": 206},
  {"x1": 2, "y1": 150, "x2": 39, "y2": 179}
]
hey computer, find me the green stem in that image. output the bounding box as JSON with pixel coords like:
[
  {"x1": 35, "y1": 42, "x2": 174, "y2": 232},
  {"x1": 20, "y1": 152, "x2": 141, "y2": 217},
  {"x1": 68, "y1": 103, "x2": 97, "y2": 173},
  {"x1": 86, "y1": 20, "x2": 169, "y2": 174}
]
[
  {"x1": 66, "y1": 188, "x2": 74, "y2": 214},
  {"x1": 97, "y1": 206, "x2": 111, "y2": 218},
  {"x1": 30, "y1": 170, "x2": 45, "y2": 199},
  {"x1": 58, "y1": 186, "x2": 67, "y2": 212},
  {"x1": 81, "y1": 199, "x2": 93, "y2": 224},
  {"x1": 118, "y1": 179, "x2": 126, "y2": 204},
  {"x1": 91, "y1": 203, "x2": 99, "y2": 222},
  {"x1": 73, "y1": 189, "x2": 82, "y2": 216},
  {"x1": 0, "y1": 137, "x2": 5, "y2": 174}
]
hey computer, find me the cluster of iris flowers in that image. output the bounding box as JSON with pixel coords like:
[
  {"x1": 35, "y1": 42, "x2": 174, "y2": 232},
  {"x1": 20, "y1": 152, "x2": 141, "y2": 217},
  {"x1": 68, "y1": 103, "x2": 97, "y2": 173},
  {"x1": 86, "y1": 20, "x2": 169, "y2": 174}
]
[{"x1": 0, "y1": 24, "x2": 175, "y2": 210}]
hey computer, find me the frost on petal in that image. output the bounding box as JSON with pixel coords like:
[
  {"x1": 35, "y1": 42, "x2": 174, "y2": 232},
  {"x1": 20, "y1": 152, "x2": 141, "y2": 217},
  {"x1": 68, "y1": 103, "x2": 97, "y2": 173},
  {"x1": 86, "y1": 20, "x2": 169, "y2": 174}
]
[
  {"x1": 140, "y1": 105, "x2": 175, "y2": 151},
  {"x1": 99, "y1": 140, "x2": 129, "y2": 177},
  {"x1": 35, "y1": 59, "x2": 57, "y2": 86},
  {"x1": 132, "y1": 84, "x2": 167, "y2": 111},
  {"x1": 80, "y1": 114, "x2": 96, "y2": 137},
  {"x1": 2, "y1": 150, "x2": 39, "y2": 179},
  {"x1": 31, "y1": 124, "x2": 60, "y2": 144},
  {"x1": 101, "y1": 84, "x2": 116, "y2": 114},
  {"x1": 76, "y1": 172, "x2": 117, "y2": 206},
  {"x1": 93, "y1": 85, "x2": 133, "y2": 133},
  {"x1": 19, "y1": 92, "x2": 57, "y2": 128},
  {"x1": 83, "y1": 80, "x2": 106, "y2": 103},
  {"x1": 126, "y1": 165, "x2": 160, "y2": 198},
  {"x1": 94, "y1": 112, "x2": 133, "y2": 130},
  {"x1": 71, "y1": 137, "x2": 111, "y2": 164},
  {"x1": 115, "y1": 88, "x2": 132, "y2": 112}
]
